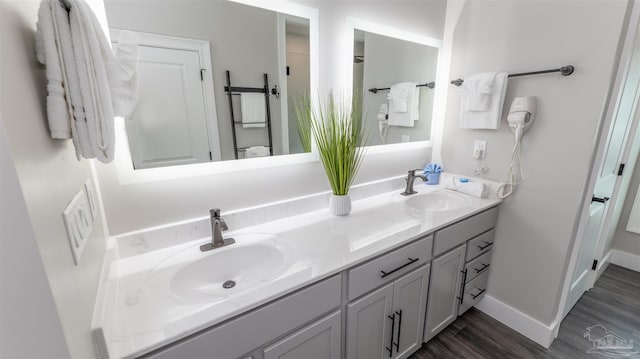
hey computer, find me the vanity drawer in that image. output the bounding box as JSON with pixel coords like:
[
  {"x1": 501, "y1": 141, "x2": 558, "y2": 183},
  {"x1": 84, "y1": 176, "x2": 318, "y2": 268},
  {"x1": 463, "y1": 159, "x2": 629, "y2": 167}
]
[
  {"x1": 433, "y1": 206, "x2": 498, "y2": 256},
  {"x1": 348, "y1": 235, "x2": 432, "y2": 301},
  {"x1": 466, "y1": 229, "x2": 495, "y2": 261},
  {"x1": 148, "y1": 275, "x2": 342, "y2": 359},
  {"x1": 465, "y1": 249, "x2": 492, "y2": 283},
  {"x1": 459, "y1": 270, "x2": 489, "y2": 315}
]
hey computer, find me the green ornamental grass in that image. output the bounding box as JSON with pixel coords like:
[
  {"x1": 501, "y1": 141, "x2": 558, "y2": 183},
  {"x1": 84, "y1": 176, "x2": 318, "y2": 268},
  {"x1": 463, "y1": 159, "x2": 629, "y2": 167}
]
[{"x1": 295, "y1": 93, "x2": 366, "y2": 196}]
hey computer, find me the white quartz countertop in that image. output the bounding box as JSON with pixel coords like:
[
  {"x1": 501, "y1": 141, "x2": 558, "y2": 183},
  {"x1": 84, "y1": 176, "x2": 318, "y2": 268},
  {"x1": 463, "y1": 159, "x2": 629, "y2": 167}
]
[{"x1": 95, "y1": 180, "x2": 501, "y2": 359}]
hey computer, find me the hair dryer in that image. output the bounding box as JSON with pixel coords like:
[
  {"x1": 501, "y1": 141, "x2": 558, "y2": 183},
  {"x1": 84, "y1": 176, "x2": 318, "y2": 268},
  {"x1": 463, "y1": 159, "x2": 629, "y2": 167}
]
[{"x1": 507, "y1": 96, "x2": 536, "y2": 142}]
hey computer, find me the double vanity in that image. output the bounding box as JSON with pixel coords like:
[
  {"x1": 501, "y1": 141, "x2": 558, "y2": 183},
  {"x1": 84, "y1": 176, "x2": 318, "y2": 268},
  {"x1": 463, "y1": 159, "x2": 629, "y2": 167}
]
[{"x1": 93, "y1": 176, "x2": 501, "y2": 359}]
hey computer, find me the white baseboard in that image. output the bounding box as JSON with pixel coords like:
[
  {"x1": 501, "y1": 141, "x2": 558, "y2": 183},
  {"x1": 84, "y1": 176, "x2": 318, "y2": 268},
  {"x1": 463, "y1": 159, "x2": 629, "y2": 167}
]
[
  {"x1": 475, "y1": 294, "x2": 557, "y2": 348},
  {"x1": 610, "y1": 249, "x2": 640, "y2": 272}
]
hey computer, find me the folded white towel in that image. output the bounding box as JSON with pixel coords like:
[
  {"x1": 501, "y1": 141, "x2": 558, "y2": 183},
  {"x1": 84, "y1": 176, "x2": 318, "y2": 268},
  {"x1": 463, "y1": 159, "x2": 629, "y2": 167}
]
[
  {"x1": 245, "y1": 146, "x2": 270, "y2": 158},
  {"x1": 388, "y1": 83, "x2": 419, "y2": 127},
  {"x1": 36, "y1": 0, "x2": 138, "y2": 163},
  {"x1": 240, "y1": 93, "x2": 266, "y2": 128},
  {"x1": 36, "y1": 0, "x2": 73, "y2": 140},
  {"x1": 443, "y1": 178, "x2": 488, "y2": 198},
  {"x1": 460, "y1": 72, "x2": 508, "y2": 130},
  {"x1": 462, "y1": 72, "x2": 496, "y2": 112}
]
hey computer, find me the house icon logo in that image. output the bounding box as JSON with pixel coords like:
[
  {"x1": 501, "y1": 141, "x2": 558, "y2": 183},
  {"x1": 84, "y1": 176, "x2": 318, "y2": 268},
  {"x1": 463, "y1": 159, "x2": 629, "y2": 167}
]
[{"x1": 584, "y1": 324, "x2": 638, "y2": 358}]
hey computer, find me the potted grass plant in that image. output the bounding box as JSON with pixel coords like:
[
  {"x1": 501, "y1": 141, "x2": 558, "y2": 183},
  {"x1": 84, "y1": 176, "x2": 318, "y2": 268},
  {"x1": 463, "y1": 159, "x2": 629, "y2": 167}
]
[{"x1": 294, "y1": 93, "x2": 366, "y2": 216}]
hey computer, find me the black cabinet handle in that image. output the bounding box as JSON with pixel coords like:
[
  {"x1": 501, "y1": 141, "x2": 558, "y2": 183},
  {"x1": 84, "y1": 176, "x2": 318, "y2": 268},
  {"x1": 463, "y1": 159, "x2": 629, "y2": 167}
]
[
  {"x1": 477, "y1": 242, "x2": 492, "y2": 251},
  {"x1": 380, "y1": 257, "x2": 419, "y2": 278},
  {"x1": 385, "y1": 313, "x2": 395, "y2": 358},
  {"x1": 471, "y1": 288, "x2": 486, "y2": 299},
  {"x1": 456, "y1": 269, "x2": 468, "y2": 305},
  {"x1": 474, "y1": 263, "x2": 490, "y2": 273},
  {"x1": 394, "y1": 310, "x2": 402, "y2": 352}
]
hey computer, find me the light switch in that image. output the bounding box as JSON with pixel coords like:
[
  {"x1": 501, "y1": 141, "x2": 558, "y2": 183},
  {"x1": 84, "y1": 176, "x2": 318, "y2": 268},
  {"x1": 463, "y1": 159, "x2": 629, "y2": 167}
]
[
  {"x1": 84, "y1": 179, "x2": 97, "y2": 220},
  {"x1": 63, "y1": 189, "x2": 94, "y2": 265}
]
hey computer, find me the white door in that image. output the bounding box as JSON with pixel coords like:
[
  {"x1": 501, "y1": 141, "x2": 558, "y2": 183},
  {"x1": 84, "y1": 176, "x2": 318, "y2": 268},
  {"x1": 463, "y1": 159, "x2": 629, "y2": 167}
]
[
  {"x1": 127, "y1": 45, "x2": 212, "y2": 169},
  {"x1": 563, "y1": 20, "x2": 640, "y2": 318},
  {"x1": 564, "y1": 202, "x2": 606, "y2": 315}
]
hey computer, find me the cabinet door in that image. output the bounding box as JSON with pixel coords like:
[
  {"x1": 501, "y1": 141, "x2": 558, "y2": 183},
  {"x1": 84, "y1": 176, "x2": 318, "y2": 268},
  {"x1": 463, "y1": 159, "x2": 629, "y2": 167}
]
[
  {"x1": 392, "y1": 265, "x2": 430, "y2": 359},
  {"x1": 424, "y1": 244, "x2": 466, "y2": 342},
  {"x1": 263, "y1": 311, "x2": 341, "y2": 359},
  {"x1": 347, "y1": 282, "x2": 394, "y2": 359}
]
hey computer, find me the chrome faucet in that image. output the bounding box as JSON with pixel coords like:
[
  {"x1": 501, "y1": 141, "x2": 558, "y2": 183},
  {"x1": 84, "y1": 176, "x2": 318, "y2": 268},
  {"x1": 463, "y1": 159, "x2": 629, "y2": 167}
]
[
  {"x1": 401, "y1": 169, "x2": 427, "y2": 196},
  {"x1": 200, "y1": 208, "x2": 235, "y2": 252}
]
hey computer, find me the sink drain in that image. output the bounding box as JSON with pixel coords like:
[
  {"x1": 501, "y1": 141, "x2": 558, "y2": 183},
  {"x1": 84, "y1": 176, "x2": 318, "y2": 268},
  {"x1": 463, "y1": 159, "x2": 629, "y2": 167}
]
[{"x1": 222, "y1": 280, "x2": 236, "y2": 289}]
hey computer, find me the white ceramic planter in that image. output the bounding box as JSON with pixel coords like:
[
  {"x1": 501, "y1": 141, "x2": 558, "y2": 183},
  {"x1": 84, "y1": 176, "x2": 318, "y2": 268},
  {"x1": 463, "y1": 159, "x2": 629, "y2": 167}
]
[{"x1": 329, "y1": 194, "x2": 351, "y2": 216}]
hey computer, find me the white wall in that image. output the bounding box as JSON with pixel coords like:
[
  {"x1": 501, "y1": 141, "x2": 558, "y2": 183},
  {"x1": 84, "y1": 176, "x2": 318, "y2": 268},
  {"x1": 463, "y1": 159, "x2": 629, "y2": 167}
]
[
  {"x1": 104, "y1": 0, "x2": 283, "y2": 160},
  {"x1": 441, "y1": 0, "x2": 628, "y2": 325},
  {"x1": 0, "y1": 1, "x2": 109, "y2": 357},
  {"x1": 613, "y1": 153, "x2": 640, "y2": 255},
  {"x1": 96, "y1": 0, "x2": 446, "y2": 235},
  {"x1": 0, "y1": 118, "x2": 69, "y2": 359}
]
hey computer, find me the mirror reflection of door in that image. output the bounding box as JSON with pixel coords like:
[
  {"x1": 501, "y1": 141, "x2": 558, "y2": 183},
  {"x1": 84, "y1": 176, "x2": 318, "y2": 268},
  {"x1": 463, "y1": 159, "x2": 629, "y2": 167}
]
[{"x1": 124, "y1": 34, "x2": 220, "y2": 169}]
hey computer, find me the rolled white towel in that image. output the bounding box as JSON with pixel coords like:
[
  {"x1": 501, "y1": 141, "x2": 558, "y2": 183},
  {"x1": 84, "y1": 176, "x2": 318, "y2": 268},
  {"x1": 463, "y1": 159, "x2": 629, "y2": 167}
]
[{"x1": 443, "y1": 177, "x2": 488, "y2": 198}]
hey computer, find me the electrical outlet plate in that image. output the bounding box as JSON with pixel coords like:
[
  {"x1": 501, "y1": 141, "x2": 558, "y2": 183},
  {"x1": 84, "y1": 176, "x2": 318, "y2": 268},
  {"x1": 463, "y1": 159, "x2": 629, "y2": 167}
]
[
  {"x1": 63, "y1": 190, "x2": 94, "y2": 265},
  {"x1": 474, "y1": 140, "x2": 487, "y2": 159}
]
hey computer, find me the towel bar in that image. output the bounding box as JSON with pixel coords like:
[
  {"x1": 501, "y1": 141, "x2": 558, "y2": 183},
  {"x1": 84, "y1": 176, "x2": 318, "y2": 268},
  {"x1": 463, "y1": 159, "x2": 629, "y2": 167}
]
[{"x1": 450, "y1": 65, "x2": 574, "y2": 86}]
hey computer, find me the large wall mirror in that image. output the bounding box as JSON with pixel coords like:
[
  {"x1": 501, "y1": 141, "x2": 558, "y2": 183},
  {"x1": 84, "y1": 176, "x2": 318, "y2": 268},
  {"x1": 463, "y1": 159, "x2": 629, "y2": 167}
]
[
  {"x1": 104, "y1": 0, "x2": 312, "y2": 169},
  {"x1": 352, "y1": 27, "x2": 440, "y2": 148}
]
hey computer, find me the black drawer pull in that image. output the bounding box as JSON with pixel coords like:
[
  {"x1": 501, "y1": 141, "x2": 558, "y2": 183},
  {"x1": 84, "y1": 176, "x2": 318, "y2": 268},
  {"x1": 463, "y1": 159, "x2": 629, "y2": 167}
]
[
  {"x1": 456, "y1": 269, "x2": 468, "y2": 305},
  {"x1": 474, "y1": 263, "x2": 490, "y2": 273},
  {"x1": 380, "y1": 257, "x2": 419, "y2": 278},
  {"x1": 477, "y1": 241, "x2": 493, "y2": 251},
  {"x1": 470, "y1": 288, "x2": 486, "y2": 299}
]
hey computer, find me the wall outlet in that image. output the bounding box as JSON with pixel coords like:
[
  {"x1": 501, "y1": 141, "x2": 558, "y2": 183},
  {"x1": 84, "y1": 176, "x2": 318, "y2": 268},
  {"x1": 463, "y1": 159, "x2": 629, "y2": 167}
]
[
  {"x1": 474, "y1": 140, "x2": 487, "y2": 159},
  {"x1": 63, "y1": 189, "x2": 94, "y2": 265}
]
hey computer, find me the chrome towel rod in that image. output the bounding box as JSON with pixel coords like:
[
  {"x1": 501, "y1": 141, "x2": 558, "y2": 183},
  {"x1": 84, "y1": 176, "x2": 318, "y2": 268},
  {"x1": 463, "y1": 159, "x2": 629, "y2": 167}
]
[
  {"x1": 369, "y1": 82, "x2": 435, "y2": 94},
  {"x1": 450, "y1": 65, "x2": 575, "y2": 86}
]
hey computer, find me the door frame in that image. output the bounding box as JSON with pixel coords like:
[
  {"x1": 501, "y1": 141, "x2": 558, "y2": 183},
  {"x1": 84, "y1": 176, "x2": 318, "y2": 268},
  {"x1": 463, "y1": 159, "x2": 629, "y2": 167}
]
[
  {"x1": 554, "y1": 0, "x2": 640, "y2": 337},
  {"x1": 110, "y1": 29, "x2": 222, "y2": 163}
]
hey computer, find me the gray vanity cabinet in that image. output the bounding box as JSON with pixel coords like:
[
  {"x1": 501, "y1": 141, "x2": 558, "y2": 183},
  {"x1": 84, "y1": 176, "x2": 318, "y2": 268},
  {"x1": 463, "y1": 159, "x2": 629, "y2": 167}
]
[
  {"x1": 423, "y1": 206, "x2": 499, "y2": 342},
  {"x1": 263, "y1": 311, "x2": 342, "y2": 359},
  {"x1": 423, "y1": 244, "x2": 466, "y2": 342},
  {"x1": 347, "y1": 264, "x2": 430, "y2": 359}
]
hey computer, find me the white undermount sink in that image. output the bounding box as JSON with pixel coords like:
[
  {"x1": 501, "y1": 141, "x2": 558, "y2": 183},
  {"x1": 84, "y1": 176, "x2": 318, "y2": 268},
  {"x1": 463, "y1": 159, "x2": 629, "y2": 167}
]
[
  {"x1": 405, "y1": 190, "x2": 472, "y2": 212},
  {"x1": 147, "y1": 233, "x2": 291, "y2": 303}
]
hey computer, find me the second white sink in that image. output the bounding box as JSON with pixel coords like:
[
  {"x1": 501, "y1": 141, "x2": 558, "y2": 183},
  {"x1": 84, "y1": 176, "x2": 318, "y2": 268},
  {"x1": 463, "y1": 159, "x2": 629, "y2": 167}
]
[{"x1": 405, "y1": 190, "x2": 472, "y2": 212}]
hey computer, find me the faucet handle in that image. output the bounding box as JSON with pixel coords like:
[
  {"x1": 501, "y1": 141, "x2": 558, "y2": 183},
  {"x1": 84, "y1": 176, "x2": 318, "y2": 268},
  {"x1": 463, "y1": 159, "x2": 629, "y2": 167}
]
[
  {"x1": 220, "y1": 219, "x2": 229, "y2": 231},
  {"x1": 408, "y1": 168, "x2": 423, "y2": 175},
  {"x1": 210, "y1": 208, "x2": 221, "y2": 218}
]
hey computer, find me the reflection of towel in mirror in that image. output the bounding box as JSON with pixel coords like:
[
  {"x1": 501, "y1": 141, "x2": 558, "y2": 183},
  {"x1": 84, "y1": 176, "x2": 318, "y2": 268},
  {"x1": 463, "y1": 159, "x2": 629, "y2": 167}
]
[
  {"x1": 241, "y1": 93, "x2": 266, "y2": 128},
  {"x1": 387, "y1": 83, "x2": 419, "y2": 127},
  {"x1": 245, "y1": 146, "x2": 270, "y2": 158}
]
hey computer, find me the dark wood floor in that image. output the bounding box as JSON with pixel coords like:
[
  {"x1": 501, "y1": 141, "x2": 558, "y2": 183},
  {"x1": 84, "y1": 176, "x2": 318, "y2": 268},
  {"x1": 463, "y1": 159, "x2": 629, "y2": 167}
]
[{"x1": 411, "y1": 264, "x2": 640, "y2": 358}]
